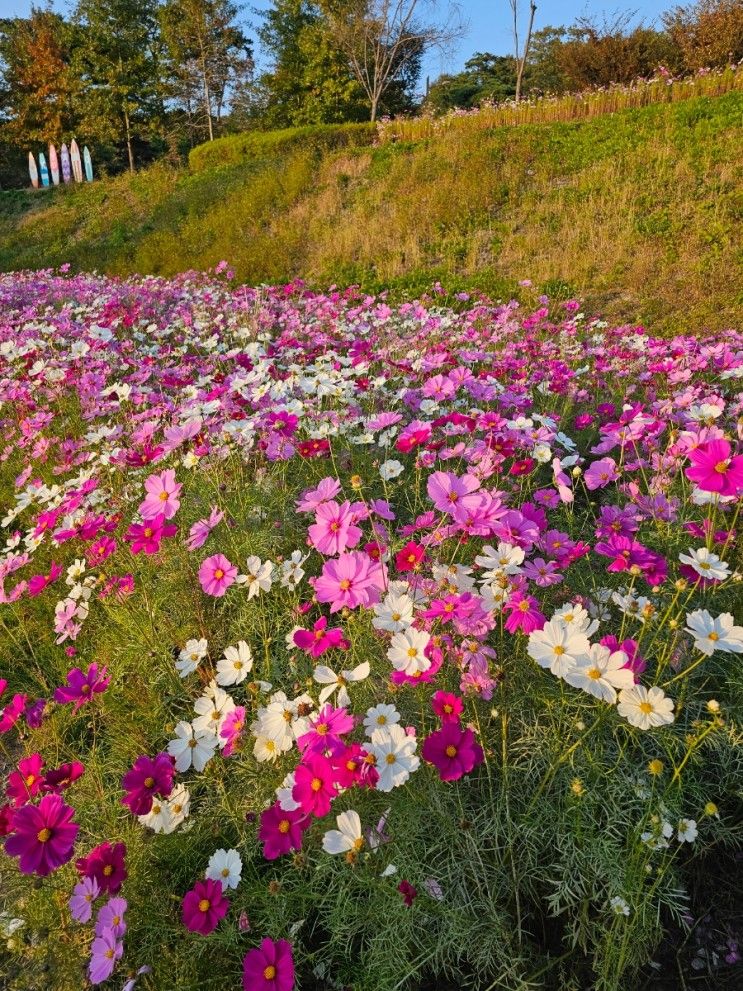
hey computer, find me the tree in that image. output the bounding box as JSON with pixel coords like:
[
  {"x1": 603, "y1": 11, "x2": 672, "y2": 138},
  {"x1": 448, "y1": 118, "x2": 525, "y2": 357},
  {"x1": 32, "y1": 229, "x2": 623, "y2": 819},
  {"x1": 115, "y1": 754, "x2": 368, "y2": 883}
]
[
  {"x1": 663, "y1": 0, "x2": 743, "y2": 69},
  {"x1": 425, "y1": 52, "x2": 516, "y2": 111},
  {"x1": 160, "y1": 0, "x2": 253, "y2": 144},
  {"x1": 0, "y1": 7, "x2": 77, "y2": 146},
  {"x1": 507, "y1": 0, "x2": 537, "y2": 102},
  {"x1": 321, "y1": 0, "x2": 462, "y2": 122},
  {"x1": 524, "y1": 25, "x2": 568, "y2": 94},
  {"x1": 73, "y1": 0, "x2": 164, "y2": 172}
]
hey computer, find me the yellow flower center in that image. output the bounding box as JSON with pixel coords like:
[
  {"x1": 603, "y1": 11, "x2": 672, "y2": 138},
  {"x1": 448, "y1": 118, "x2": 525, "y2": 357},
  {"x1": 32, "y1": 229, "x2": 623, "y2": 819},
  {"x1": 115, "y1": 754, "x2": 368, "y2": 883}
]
[
  {"x1": 214, "y1": 569, "x2": 224, "y2": 579},
  {"x1": 278, "y1": 819, "x2": 291, "y2": 834},
  {"x1": 198, "y1": 899, "x2": 210, "y2": 912},
  {"x1": 263, "y1": 966, "x2": 277, "y2": 980},
  {"x1": 639, "y1": 701, "x2": 653, "y2": 714},
  {"x1": 406, "y1": 647, "x2": 418, "y2": 658},
  {"x1": 339, "y1": 579, "x2": 351, "y2": 590},
  {"x1": 708, "y1": 632, "x2": 719, "y2": 641},
  {"x1": 103, "y1": 865, "x2": 113, "y2": 876},
  {"x1": 37, "y1": 828, "x2": 51, "y2": 842},
  {"x1": 445, "y1": 745, "x2": 457, "y2": 758},
  {"x1": 553, "y1": 645, "x2": 565, "y2": 656},
  {"x1": 714, "y1": 460, "x2": 729, "y2": 474},
  {"x1": 385, "y1": 753, "x2": 397, "y2": 765},
  {"x1": 144, "y1": 527, "x2": 153, "y2": 538},
  {"x1": 159, "y1": 491, "x2": 168, "y2": 501},
  {"x1": 310, "y1": 777, "x2": 323, "y2": 792},
  {"x1": 587, "y1": 668, "x2": 601, "y2": 680},
  {"x1": 143, "y1": 776, "x2": 154, "y2": 788}
]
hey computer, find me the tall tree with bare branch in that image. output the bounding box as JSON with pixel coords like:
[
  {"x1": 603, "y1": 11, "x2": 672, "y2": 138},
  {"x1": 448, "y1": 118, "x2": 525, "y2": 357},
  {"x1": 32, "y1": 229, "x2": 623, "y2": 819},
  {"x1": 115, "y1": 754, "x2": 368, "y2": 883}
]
[
  {"x1": 508, "y1": 0, "x2": 537, "y2": 102},
  {"x1": 321, "y1": 0, "x2": 463, "y2": 122}
]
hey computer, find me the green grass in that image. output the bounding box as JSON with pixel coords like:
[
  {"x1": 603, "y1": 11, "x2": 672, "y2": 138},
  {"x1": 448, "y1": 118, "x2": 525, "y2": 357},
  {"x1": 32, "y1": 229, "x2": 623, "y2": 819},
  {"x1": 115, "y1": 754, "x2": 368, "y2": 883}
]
[{"x1": 1, "y1": 92, "x2": 742, "y2": 330}]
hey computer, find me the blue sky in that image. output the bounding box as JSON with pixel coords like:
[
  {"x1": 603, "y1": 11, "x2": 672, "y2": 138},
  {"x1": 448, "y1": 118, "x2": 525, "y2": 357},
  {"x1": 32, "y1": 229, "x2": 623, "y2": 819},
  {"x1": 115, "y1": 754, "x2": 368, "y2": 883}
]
[{"x1": 0, "y1": 0, "x2": 673, "y2": 77}]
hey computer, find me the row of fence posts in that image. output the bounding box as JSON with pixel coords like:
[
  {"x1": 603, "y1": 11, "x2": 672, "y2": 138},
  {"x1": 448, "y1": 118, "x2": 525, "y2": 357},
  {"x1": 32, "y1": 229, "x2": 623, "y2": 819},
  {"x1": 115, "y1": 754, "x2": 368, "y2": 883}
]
[{"x1": 29, "y1": 141, "x2": 93, "y2": 188}]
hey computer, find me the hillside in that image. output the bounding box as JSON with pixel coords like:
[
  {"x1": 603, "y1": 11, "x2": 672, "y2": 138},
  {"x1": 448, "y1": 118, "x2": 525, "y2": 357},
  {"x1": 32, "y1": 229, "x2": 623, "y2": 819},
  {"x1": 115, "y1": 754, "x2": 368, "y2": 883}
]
[{"x1": 1, "y1": 91, "x2": 742, "y2": 331}]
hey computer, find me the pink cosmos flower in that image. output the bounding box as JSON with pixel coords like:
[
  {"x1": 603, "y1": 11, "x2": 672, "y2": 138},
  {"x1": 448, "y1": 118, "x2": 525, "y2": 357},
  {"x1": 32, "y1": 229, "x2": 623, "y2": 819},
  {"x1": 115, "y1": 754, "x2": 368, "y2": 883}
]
[
  {"x1": 6, "y1": 753, "x2": 45, "y2": 805},
  {"x1": 182, "y1": 878, "x2": 229, "y2": 935},
  {"x1": 293, "y1": 617, "x2": 348, "y2": 658},
  {"x1": 125, "y1": 515, "x2": 177, "y2": 554},
  {"x1": 522, "y1": 557, "x2": 563, "y2": 587},
  {"x1": 431, "y1": 691, "x2": 463, "y2": 723},
  {"x1": 503, "y1": 592, "x2": 546, "y2": 634},
  {"x1": 220, "y1": 706, "x2": 246, "y2": 756},
  {"x1": 295, "y1": 477, "x2": 342, "y2": 512},
  {"x1": 686, "y1": 439, "x2": 743, "y2": 496},
  {"x1": 296, "y1": 703, "x2": 355, "y2": 756},
  {"x1": 42, "y1": 760, "x2": 85, "y2": 794},
  {"x1": 27, "y1": 562, "x2": 63, "y2": 597},
  {"x1": 69, "y1": 876, "x2": 100, "y2": 923},
  {"x1": 94, "y1": 896, "x2": 127, "y2": 938},
  {"x1": 584, "y1": 457, "x2": 620, "y2": 490},
  {"x1": 186, "y1": 507, "x2": 224, "y2": 550},
  {"x1": 4, "y1": 793, "x2": 79, "y2": 875},
  {"x1": 308, "y1": 500, "x2": 362, "y2": 556},
  {"x1": 198, "y1": 554, "x2": 237, "y2": 597},
  {"x1": 312, "y1": 552, "x2": 385, "y2": 613},
  {"x1": 329, "y1": 743, "x2": 378, "y2": 789},
  {"x1": 54, "y1": 663, "x2": 110, "y2": 711},
  {"x1": 395, "y1": 541, "x2": 426, "y2": 572},
  {"x1": 139, "y1": 469, "x2": 182, "y2": 520},
  {"x1": 242, "y1": 938, "x2": 294, "y2": 991},
  {"x1": 292, "y1": 755, "x2": 337, "y2": 817},
  {"x1": 422, "y1": 723, "x2": 484, "y2": 782},
  {"x1": 426, "y1": 471, "x2": 480, "y2": 513},
  {"x1": 258, "y1": 804, "x2": 309, "y2": 860},
  {"x1": 0, "y1": 693, "x2": 27, "y2": 733}
]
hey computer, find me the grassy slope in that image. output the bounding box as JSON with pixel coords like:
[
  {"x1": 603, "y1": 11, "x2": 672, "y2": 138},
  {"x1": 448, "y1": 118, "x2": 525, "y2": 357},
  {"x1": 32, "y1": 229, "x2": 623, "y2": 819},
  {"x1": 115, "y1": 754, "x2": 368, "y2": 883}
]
[{"x1": 0, "y1": 92, "x2": 741, "y2": 331}]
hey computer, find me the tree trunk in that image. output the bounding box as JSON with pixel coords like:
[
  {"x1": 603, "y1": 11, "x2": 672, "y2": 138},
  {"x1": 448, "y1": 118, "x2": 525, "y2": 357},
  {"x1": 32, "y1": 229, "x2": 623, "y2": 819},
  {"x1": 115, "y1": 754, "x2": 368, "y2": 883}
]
[
  {"x1": 123, "y1": 105, "x2": 135, "y2": 172},
  {"x1": 515, "y1": 2, "x2": 537, "y2": 103}
]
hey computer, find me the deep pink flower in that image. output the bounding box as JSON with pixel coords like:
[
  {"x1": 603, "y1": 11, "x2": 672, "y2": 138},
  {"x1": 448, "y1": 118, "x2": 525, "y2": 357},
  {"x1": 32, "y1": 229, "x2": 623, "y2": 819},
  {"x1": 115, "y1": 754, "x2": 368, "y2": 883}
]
[
  {"x1": 27, "y1": 562, "x2": 63, "y2": 597},
  {"x1": 296, "y1": 704, "x2": 355, "y2": 756},
  {"x1": 292, "y1": 755, "x2": 337, "y2": 817},
  {"x1": 398, "y1": 880, "x2": 417, "y2": 906},
  {"x1": 182, "y1": 878, "x2": 229, "y2": 935},
  {"x1": 686, "y1": 439, "x2": 743, "y2": 496},
  {"x1": 42, "y1": 760, "x2": 85, "y2": 794},
  {"x1": 54, "y1": 663, "x2": 110, "y2": 711},
  {"x1": 139, "y1": 468, "x2": 182, "y2": 520},
  {"x1": 0, "y1": 693, "x2": 26, "y2": 733},
  {"x1": 198, "y1": 554, "x2": 237, "y2": 597},
  {"x1": 186, "y1": 507, "x2": 224, "y2": 550},
  {"x1": 395, "y1": 541, "x2": 426, "y2": 573},
  {"x1": 308, "y1": 500, "x2": 362, "y2": 555},
  {"x1": 6, "y1": 753, "x2": 45, "y2": 806},
  {"x1": 125, "y1": 514, "x2": 177, "y2": 554},
  {"x1": 329, "y1": 744, "x2": 378, "y2": 789},
  {"x1": 121, "y1": 752, "x2": 175, "y2": 816},
  {"x1": 258, "y1": 804, "x2": 309, "y2": 860},
  {"x1": 76, "y1": 841, "x2": 128, "y2": 895},
  {"x1": 220, "y1": 706, "x2": 246, "y2": 756},
  {"x1": 242, "y1": 938, "x2": 294, "y2": 991},
  {"x1": 431, "y1": 691, "x2": 463, "y2": 723},
  {"x1": 503, "y1": 592, "x2": 546, "y2": 634},
  {"x1": 422, "y1": 723, "x2": 484, "y2": 782},
  {"x1": 293, "y1": 617, "x2": 348, "y2": 658},
  {"x1": 4, "y1": 793, "x2": 79, "y2": 875}
]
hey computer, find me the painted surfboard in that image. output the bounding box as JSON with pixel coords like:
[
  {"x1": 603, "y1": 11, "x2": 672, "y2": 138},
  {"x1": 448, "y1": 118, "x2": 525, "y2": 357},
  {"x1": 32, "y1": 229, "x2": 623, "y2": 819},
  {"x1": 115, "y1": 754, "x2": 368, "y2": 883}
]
[
  {"x1": 61, "y1": 143, "x2": 71, "y2": 183},
  {"x1": 38, "y1": 151, "x2": 50, "y2": 188},
  {"x1": 83, "y1": 146, "x2": 93, "y2": 182},
  {"x1": 29, "y1": 152, "x2": 39, "y2": 189},
  {"x1": 49, "y1": 144, "x2": 60, "y2": 185},
  {"x1": 70, "y1": 140, "x2": 83, "y2": 182}
]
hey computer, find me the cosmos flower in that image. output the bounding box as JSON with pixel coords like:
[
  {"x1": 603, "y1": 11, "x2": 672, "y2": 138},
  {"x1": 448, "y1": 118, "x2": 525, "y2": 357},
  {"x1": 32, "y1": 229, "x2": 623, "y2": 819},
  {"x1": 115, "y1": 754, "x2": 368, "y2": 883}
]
[
  {"x1": 4, "y1": 793, "x2": 79, "y2": 875},
  {"x1": 242, "y1": 938, "x2": 294, "y2": 991},
  {"x1": 181, "y1": 878, "x2": 229, "y2": 935}
]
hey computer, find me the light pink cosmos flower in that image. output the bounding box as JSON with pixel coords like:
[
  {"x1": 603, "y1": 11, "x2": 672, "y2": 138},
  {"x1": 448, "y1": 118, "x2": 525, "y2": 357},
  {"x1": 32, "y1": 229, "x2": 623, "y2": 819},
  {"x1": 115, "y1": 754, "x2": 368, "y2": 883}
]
[
  {"x1": 308, "y1": 501, "x2": 362, "y2": 556},
  {"x1": 198, "y1": 554, "x2": 237, "y2": 597},
  {"x1": 186, "y1": 507, "x2": 225, "y2": 551},
  {"x1": 295, "y1": 477, "x2": 341, "y2": 513},
  {"x1": 426, "y1": 471, "x2": 480, "y2": 514},
  {"x1": 584, "y1": 457, "x2": 619, "y2": 490},
  {"x1": 312, "y1": 552, "x2": 386, "y2": 613},
  {"x1": 139, "y1": 469, "x2": 182, "y2": 520}
]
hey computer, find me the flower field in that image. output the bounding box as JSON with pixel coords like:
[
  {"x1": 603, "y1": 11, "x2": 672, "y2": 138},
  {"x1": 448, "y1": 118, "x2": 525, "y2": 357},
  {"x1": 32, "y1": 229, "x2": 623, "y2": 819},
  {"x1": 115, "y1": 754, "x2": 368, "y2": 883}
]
[{"x1": 0, "y1": 268, "x2": 742, "y2": 991}]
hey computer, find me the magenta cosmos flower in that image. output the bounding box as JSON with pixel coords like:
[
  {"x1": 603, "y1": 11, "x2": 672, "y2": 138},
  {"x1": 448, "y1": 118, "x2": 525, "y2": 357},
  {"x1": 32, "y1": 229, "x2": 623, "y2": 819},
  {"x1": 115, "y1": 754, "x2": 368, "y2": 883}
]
[
  {"x1": 182, "y1": 877, "x2": 229, "y2": 935},
  {"x1": 242, "y1": 938, "x2": 294, "y2": 991},
  {"x1": 198, "y1": 553, "x2": 237, "y2": 597},
  {"x1": 121, "y1": 752, "x2": 175, "y2": 816},
  {"x1": 4, "y1": 793, "x2": 79, "y2": 875},
  {"x1": 258, "y1": 804, "x2": 310, "y2": 860},
  {"x1": 292, "y1": 755, "x2": 337, "y2": 817},
  {"x1": 139, "y1": 468, "x2": 182, "y2": 520},
  {"x1": 686, "y1": 439, "x2": 743, "y2": 496},
  {"x1": 312, "y1": 551, "x2": 385, "y2": 612},
  {"x1": 53, "y1": 663, "x2": 110, "y2": 711},
  {"x1": 293, "y1": 617, "x2": 347, "y2": 658},
  {"x1": 76, "y1": 840, "x2": 128, "y2": 895},
  {"x1": 125, "y1": 515, "x2": 177, "y2": 554},
  {"x1": 431, "y1": 691, "x2": 463, "y2": 723},
  {"x1": 422, "y1": 723, "x2": 484, "y2": 782}
]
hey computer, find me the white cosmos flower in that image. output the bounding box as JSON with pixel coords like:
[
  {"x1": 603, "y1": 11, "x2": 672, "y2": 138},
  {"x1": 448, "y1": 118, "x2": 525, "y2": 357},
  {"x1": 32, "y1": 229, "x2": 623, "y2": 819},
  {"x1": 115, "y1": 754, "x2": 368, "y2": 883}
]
[
  {"x1": 617, "y1": 686, "x2": 674, "y2": 730},
  {"x1": 216, "y1": 641, "x2": 253, "y2": 686},
  {"x1": 641, "y1": 818, "x2": 673, "y2": 850},
  {"x1": 685, "y1": 609, "x2": 743, "y2": 656},
  {"x1": 322, "y1": 810, "x2": 364, "y2": 855},
  {"x1": 475, "y1": 542, "x2": 525, "y2": 578},
  {"x1": 387, "y1": 627, "x2": 431, "y2": 676},
  {"x1": 609, "y1": 896, "x2": 630, "y2": 917},
  {"x1": 563, "y1": 646, "x2": 635, "y2": 703},
  {"x1": 280, "y1": 551, "x2": 307, "y2": 588},
  {"x1": 532, "y1": 443, "x2": 552, "y2": 463},
  {"x1": 432, "y1": 562, "x2": 476, "y2": 593},
  {"x1": 678, "y1": 548, "x2": 730, "y2": 581},
  {"x1": 677, "y1": 818, "x2": 698, "y2": 843},
  {"x1": 205, "y1": 848, "x2": 242, "y2": 889},
  {"x1": 691, "y1": 487, "x2": 735, "y2": 506},
  {"x1": 176, "y1": 638, "x2": 208, "y2": 677},
  {"x1": 527, "y1": 619, "x2": 590, "y2": 678},
  {"x1": 193, "y1": 682, "x2": 235, "y2": 740},
  {"x1": 368, "y1": 725, "x2": 419, "y2": 792},
  {"x1": 253, "y1": 735, "x2": 284, "y2": 762},
  {"x1": 313, "y1": 661, "x2": 370, "y2": 706},
  {"x1": 611, "y1": 591, "x2": 655, "y2": 623},
  {"x1": 276, "y1": 772, "x2": 300, "y2": 811},
  {"x1": 163, "y1": 784, "x2": 190, "y2": 833},
  {"x1": 379, "y1": 460, "x2": 404, "y2": 481},
  {"x1": 167, "y1": 720, "x2": 219, "y2": 772},
  {"x1": 373, "y1": 589, "x2": 415, "y2": 633},
  {"x1": 255, "y1": 691, "x2": 314, "y2": 748},
  {"x1": 236, "y1": 556, "x2": 273, "y2": 599},
  {"x1": 363, "y1": 702, "x2": 401, "y2": 737},
  {"x1": 552, "y1": 602, "x2": 599, "y2": 637}
]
